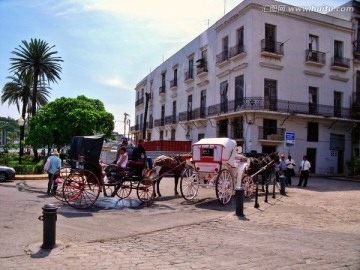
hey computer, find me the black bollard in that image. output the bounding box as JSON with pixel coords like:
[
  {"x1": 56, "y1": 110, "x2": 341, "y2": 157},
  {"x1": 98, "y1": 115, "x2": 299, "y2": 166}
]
[
  {"x1": 254, "y1": 182, "x2": 259, "y2": 208},
  {"x1": 38, "y1": 204, "x2": 58, "y2": 249},
  {"x1": 235, "y1": 187, "x2": 245, "y2": 217},
  {"x1": 264, "y1": 182, "x2": 269, "y2": 203},
  {"x1": 280, "y1": 174, "x2": 286, "y2": 195},
  {"x1": 272, "y1": 177, "x2": 276, "y2": 199}
]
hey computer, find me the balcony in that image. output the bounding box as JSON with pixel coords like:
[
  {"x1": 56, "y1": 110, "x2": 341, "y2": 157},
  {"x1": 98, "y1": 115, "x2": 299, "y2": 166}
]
[
  {"x1": 216, "y1": 50, "x2": 230, "y2": 66},
  {"x1": 165, "y1": 115, "x2": 178, "y2": 125},
  {"x1": 331, "y1": 56, "x2": 350, "y2": 71},
  {"x1": 154, "y1": 118, "x2": 165, "y2": 127},
  {"x1": 135, "y1": 97, "x2": 144, "y2": 106},
  {"x1": 207, "y1": 97, "x2": 353, "y2": 119},
  {"x1": 229, "y1": 44, "x2": 246, "y2": 60},
  {"x1": 261, "y1": 39, "x2": 284, "y2": 58},
  {"x1": 353, "y1": 40, "x2": 360, "y2": 57},
  {"x1": 159, "y1": 85, "x2": 166, "y2": 95},
  {"x1": 305, "y1": 50, "x2": 326, "y2": 66},
  {"x1": 170, "y1": 79, "x2": 177, "y2": 89},
  {"x1": 184, "y1": 70, "x2": 194, "y2": 83}
]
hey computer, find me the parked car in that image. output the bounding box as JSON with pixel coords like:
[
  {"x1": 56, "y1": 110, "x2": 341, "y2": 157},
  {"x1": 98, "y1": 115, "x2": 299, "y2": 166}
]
[{"x1": 0, "y1": 166, "x2": 16, "y2": 182}]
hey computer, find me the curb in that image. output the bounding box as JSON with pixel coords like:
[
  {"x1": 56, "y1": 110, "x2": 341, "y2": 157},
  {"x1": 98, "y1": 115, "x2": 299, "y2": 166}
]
[{"x1": 15, "y1": 174, "x2": 48, "y2": 180}]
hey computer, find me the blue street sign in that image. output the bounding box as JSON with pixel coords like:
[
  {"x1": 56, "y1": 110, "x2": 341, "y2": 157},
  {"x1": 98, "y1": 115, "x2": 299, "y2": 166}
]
[{"x1": 285, "y1": 132, "x2": 295, "y2": 148}]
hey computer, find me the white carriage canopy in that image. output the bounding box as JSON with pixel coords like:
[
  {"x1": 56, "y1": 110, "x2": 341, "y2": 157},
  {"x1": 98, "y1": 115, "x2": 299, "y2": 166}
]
[{"x1": 192, "y1": 138, "x2": 237, "y2": 162}]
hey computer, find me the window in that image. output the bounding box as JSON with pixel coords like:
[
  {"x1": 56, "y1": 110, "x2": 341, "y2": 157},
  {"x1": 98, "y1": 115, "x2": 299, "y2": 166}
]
[
  {"x1": 309, "y1": 87, "x2": 318, "y2": 114},
  {"x1": 308, "y1": 35, "x2": 319, "y2": 61},
  {"x1": 187, "y1": 95, "x2": 192, "y2": 121},
  {"x1": 356, "y1": 71, "x2": 360, "y2": 102},
  {"x1": 173, "y1": 68, "x2": 177, "y2": 87},
  {"x1": 265, "y1": 24, "x2": 276, "y2": 52},
  {"x1": 200, "y1": 90, "x2": 206, "y2": 118},
  {"x1": 218, "y1": 119, "x2": 228, "y2": 137},
  {"x1": 220, "y1": 81, "x2": 228, "y2": 113},
  {"x1": 171, "y1": 129, "x2": 176, "y2": 141},
  {"x1": 172, "y1": 101, "x2": 177, "y2": 123},
  {"x1": 264, "y1": 79, "x2": 277, "y2": 110},
  {"x1": 235, "y1": 75, "x2": 244, "y2": 110},
  {"x1": 307, "y1": 122, "x2": 318, "y2": 142},
  {"x1": 160, "y1": 72, "x2": 166, "y2": 93},
  {"x1": 334, "y1": 91, "x2": 342, "y2": 117},
  {"x1": 237, "y1": 27, "x2": 244, "y2": 53},
  {"x1": 334, "y1": 40, "x2": 343, "y2": 61},
  {"x1": 161, "y1": 105, "x2": 165, "y2": 126},
  {"x1": 231, "y1": 117, "x2": 243, "y2": 139},
  {"x1": 263, "y1": 119, "x2": 277, "y2": 139},
  {"x1": 188, "y1": 58, "x2": 194, "y2": 79},
  {"x1": 223, "y1": 36, "x2": 229, "y2": 57},
  {"x1": 159, "y1": 130, "x2": 164, "y2": 140}
]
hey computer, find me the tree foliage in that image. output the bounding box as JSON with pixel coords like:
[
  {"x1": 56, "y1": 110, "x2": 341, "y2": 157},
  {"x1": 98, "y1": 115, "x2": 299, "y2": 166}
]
[{"x1": 26, "y1": 96, "x2": 114, "y2": 148}]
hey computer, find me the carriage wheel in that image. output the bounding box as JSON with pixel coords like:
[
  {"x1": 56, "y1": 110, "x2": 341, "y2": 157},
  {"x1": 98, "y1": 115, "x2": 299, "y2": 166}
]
[
  {"x1": 180, "y1": 167, "x2": 199, "y2": 201},
  {"x1": 136, "y1": 176, "x2": 154, "y2": 202},
  {"x1": 51, "y1": 167, "x2": 71, "y2": 202},
  {"x1": 116, "y1": 180, "x2": 132, "y2": 199},
  {"x1": 241, "y1": 175, "x2": 254, "y2": 197},
  {"x1": 63, "y1": 169, "x2": 101, "y2": 209},
  {"x1": 215, "y1": 169, "x2": 234, "y2": 205}
]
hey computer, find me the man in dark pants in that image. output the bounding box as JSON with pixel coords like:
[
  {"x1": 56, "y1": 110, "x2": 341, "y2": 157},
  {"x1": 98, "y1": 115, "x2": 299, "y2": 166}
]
[
  {"x1": 132, "y1": 139, "x2": 153, "y2": 169},
  {"x1": 297, "y1": 155, "x2": 311, "y2": 187}
]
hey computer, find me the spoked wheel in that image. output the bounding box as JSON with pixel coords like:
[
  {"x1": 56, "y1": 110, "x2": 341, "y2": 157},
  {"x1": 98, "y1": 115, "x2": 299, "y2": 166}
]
[
  {"x1": 63, "y1": 169, "x2": 101, "y2": 209},
  {"x1": 241, "y1": 175, "x2": 254, "y2": 197},
  {"x1": 116, "y1": 180, "x2": 132, "y2": 199},
  {"x1": 137, "y1": 176, "x2": 154, "y2": 202},
  {"x1": 51, "y1": 167, "x2": 71, "y2": 202},
  {"x1": 180, "y1": 166, "x2": 199, "y2": 201},
  {"x1": 215, "y1": 169, "x2": 234, "y2": 205}
]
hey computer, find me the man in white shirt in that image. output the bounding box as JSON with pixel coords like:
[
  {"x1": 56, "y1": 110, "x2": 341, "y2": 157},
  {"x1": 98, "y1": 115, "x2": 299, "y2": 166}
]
[{"x1": 297, "y1": 155, "x2": 311, "y2": 187}]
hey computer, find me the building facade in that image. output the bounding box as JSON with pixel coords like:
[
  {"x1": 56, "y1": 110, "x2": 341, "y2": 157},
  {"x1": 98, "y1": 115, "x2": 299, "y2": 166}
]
[{"x1": 133, "y1": 0, "x2": 360, "y2": 175}]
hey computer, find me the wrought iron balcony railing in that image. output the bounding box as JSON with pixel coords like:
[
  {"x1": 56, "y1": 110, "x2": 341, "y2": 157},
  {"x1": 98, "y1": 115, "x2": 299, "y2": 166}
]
[
  {"x1": 331, "y1": 56, "x2": 350, "y2": 68},
  {"x1": 184, "y1": 70, "x2": 194, "y2": 81},
  {"x1": 170, "y1": 79, "x2": 177, "y2": 88},
  {"x1": 216, "y1": 50, "x2": 229, "y2": 64},
  {"x1": 159, "y1": 85, "x2": 166, "y2": 94},
  {"x1": 305, "y1": 50, "x2": 326, "y2": 64},
  {"x1": 261, "y1": 39, "x2": 284, "y2": 55},
  {"x1": 154, "y1": 118, "x2": 165, "y2": 127},
  {"x1": 165, "y1": 115, "x2": 178, "y2": 125},
  {"x1": 229, "y1": 44, "x2": 245, "y2": 58},
  {"x1": 135, "y1": 97, "x2": 144, "y2": 106}
]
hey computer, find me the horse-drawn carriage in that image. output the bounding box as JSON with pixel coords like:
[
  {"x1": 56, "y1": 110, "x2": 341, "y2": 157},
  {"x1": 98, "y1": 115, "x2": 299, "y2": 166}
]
[
  {"x1": 52, "y1": 135, "x2": 154, "y2": 209},
  {"x1": 179, "y1": 138, "x2": 277, "y2": 205}
]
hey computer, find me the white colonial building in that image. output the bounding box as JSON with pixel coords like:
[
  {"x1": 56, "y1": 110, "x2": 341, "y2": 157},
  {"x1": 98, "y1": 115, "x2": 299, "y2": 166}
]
[{"x1": 133, "y1": 0, "x2": 360, "y2": 175}]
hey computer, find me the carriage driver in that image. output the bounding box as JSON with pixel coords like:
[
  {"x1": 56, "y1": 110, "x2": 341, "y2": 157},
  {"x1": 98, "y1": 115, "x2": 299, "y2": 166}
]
[{"x1": 132, "y1": 139, "x2": 153, "y2": 169}]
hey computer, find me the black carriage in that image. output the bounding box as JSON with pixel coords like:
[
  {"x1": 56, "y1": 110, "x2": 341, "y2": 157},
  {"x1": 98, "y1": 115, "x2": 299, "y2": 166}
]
[{"x1": 51, "y1": 135, "x2": 154, "y2": 209}]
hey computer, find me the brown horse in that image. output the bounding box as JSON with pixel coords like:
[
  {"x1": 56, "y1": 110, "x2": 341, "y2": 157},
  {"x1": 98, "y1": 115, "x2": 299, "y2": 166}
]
[{"x1": 150, "y1": 154, "x2": 190, "y2": 198}]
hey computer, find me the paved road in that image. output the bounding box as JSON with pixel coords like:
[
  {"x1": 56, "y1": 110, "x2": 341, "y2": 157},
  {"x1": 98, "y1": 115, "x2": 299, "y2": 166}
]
[{"x1": 0, "y1": 177, "x2": 359, "y2": 269}]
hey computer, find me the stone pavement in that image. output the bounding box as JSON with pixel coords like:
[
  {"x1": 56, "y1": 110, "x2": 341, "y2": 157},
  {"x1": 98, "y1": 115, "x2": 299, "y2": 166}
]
[{"x1": 1, "y1": 177, "x2": 360, "y2": 270}]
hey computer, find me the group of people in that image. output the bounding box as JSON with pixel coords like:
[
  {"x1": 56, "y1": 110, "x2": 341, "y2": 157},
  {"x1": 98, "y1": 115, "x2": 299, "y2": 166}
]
[{"x1": 275, "y1": 154, "x2": 312, "y2": 189}]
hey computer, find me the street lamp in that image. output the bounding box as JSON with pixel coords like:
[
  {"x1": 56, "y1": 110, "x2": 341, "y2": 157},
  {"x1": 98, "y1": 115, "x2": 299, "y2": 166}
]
[{"x1": 17, "y1": 117, "x2": 25, "y2": 164}]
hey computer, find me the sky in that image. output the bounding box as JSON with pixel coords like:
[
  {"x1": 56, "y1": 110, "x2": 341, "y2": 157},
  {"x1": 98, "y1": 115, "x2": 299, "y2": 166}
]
[{"x1": 0, "y1": 0, "x2": 348, "y2": 134}]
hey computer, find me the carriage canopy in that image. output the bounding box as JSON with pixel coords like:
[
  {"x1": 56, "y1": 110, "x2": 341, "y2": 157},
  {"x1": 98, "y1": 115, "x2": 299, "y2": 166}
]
[
  {"x1": 192, "y1": 138, "x2": 238, "y2": 163},
  {"x1": 68, "y1": 135, "x2": 104, "y2": 161}
]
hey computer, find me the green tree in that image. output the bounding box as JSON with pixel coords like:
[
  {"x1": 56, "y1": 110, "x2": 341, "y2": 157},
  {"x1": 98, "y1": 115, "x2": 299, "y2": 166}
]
[
  {"x1": 26, "y1": 96, "x2": 114, "y2": 153},
  {"x1": 1, "y1": 72, "x2": 51, "y2": 157},
  {"x1": 9, "y1": 38, "x2": 63, "y2": 117}
]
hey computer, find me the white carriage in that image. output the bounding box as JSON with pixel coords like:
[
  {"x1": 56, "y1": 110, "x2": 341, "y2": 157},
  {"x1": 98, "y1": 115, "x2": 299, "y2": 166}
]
[{"x1": 180, "y1": 138, "x2": 253, "y2": 205}]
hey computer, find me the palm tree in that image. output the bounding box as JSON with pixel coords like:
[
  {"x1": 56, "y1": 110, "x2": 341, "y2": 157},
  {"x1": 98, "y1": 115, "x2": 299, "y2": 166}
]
[
  {"x1": 2, "y1": 72, "x2": 51, "y2": 159},
  {"x1": 9, "y1": 38, "x2": 63, "y2": 117}
]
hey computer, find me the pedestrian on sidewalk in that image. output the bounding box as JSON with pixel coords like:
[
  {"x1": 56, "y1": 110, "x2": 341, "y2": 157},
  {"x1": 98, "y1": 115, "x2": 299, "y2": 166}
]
[
  {"x1": 285, "y1": 155, "x2": 296, "y2": 186},
  {"x1": 47, "y1": 150, "x2": 62, "y2": 194},
  {"x1": 297, "y1": 155, "x2": 311, "y2": 187}
]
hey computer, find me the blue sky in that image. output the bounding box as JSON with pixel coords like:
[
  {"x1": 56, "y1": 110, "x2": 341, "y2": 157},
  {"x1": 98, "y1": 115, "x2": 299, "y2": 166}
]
[{"x1": 0, "y1": 0, "x2": 348, "y2": 133}]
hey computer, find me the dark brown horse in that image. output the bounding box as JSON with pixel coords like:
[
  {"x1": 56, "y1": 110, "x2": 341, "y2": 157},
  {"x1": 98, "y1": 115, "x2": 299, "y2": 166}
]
[{"x1": 151, "y1": 154, "x2": 190, "y2": 197}]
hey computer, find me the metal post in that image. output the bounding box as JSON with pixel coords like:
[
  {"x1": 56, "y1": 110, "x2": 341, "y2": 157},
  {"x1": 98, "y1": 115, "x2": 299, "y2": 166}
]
[
  {"x1": 264, "y1": 182, "x2": 269, "y2": 203},
  {"x1": 235, "y1": 187, "x2": 245, "y2": 217},
  {"x1": 272, "y1": 177, "x2": 276, "y2": 199},
  {"x1": 38, "y1": 204, "x2": 58, "y2": 249},
  {"x1": 280, "y1": 174, "x2": 286, "y2": 195},
  {"x1": 254, "y1": 181, "x2": 259, "y2": 208}
]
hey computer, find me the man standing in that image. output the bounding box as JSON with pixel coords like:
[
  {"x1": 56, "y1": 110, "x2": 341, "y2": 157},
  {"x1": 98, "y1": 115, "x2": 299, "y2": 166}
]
[
  {"x1": 297, "y1": 155, "x2": 311, "y2": 187},
  {"x1": 47, "y1": 150, "x2": 62, "y2": 194},
  {"x1": 285, "y1": 155, "x2": 296, "y2": 186}
]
